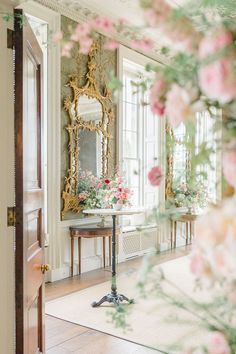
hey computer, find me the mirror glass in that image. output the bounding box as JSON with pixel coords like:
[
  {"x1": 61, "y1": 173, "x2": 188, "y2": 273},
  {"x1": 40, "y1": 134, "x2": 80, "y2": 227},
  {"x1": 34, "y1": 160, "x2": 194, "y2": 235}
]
[
  {"x1": 79, "y1": 128, "x2": 102, "y2": 177},
  {"x1": 77, "y1": 95, "x2": 103, "y2": 122}
]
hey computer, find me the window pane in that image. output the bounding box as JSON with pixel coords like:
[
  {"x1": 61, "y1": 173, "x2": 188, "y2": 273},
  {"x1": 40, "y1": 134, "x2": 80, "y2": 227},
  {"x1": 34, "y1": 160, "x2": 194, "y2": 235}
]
[
  {"x1": 123, "y1": 131, "x2": 137, "y2": 158},
  {"x1": 125, "y1": 103, "x2": 138, "y2": 131}
]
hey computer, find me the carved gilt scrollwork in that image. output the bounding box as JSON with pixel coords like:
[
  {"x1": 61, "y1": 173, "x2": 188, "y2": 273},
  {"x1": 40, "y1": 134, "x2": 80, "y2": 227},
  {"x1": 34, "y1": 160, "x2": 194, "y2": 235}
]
[{"x1": 62, "y1": 42, "x2": 114, "y2": 219}]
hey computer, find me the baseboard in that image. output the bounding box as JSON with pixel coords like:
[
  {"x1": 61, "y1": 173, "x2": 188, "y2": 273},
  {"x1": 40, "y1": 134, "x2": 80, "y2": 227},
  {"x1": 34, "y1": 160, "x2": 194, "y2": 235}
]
[{"x1": 47, "y1": 255, "x2": 109, "y2": 282}]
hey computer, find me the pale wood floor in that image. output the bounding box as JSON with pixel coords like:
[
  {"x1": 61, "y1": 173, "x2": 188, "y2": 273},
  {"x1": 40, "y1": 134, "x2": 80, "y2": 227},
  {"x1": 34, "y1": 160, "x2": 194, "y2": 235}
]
[{"x1": 45, "y1": 247, "x2": 189, "y2": 354}]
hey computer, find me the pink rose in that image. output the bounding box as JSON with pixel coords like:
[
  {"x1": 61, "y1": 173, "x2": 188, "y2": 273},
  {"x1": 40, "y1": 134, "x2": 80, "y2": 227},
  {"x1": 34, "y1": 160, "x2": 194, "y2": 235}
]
[
  {"x1": 165, "y1": 84, "x2": 198, "y2": 128},
  {"x1": 148, "y1": 166, "x2": 163, "y2": 187},
  {"x1": 149, "y1": 78, "x2": 167, "y2": 116},
  {"x1": 93, "y1": 16, "x2": 114, "y2": 32},
  {"x1": 131, "y1": 38, "x2": 154, "y2": 52},
  {"x1": 61, "y1": 42, "x2": 74, "y2": 57},
  {"x1": 79, "y1": 37, "x2": 93, "y2": 54},
  {"x1": 198, "y1": 29, "x2": 236, "y2": 103},
  {"x1": 199, "y1": 29, "x2": 233, "y2": 59},
  {"x1": 53, "y1": 31, "x2": 63, "y2": 42},
  {"x1": 207, "y1": 332, "x2": 230, "y2": 354},
  {"x1": 223, "y1": 148, "x2": 236, "y2": 188},
  {"x1": 104, "y1": 40, "x2": 119, "y2": 50},
  {"x1": 71, "y1": 22, "x2": 91, "y2": 41},
  {"x1": 199, "y1": 57, "x2": 236, "y2": 104}
]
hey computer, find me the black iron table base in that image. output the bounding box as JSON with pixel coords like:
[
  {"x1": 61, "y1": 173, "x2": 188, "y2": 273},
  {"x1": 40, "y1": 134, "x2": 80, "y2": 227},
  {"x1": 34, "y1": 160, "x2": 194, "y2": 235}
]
[{"x1": 91, "y1": 215, "x2": 133, "y2": 307}]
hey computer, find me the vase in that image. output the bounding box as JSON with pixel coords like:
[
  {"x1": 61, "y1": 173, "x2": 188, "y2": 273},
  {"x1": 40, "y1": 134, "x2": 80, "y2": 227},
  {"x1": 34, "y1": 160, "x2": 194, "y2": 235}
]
[{"x1": 112, "y1": 203, "x2": 123, "y2": 211}]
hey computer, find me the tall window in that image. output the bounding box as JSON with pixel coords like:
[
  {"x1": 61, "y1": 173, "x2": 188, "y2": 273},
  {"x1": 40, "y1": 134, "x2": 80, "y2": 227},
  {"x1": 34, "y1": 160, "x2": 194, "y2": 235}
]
[
  {"x1": 121, "y1": 58, "x2": 160, "y2": 222},
  {"x1": 195, "y1": 110, "x2": 220, "y2": 203},
  {"x1": 172, "y1": 110, "x2": 220, "y2": 204}
]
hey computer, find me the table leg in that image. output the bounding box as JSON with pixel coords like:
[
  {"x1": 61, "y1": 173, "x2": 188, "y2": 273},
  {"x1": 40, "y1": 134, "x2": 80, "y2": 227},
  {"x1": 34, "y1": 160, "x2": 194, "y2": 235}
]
[
  {"x1": 186, "y1": 222, "x2": 189, "y2": 245},
  {"x1": 91, "y1": 215, "x2": 133, "y2": 307},
  {"x1": 78, "y1": 237, "x2": 81, "y2": 275},
  {"x1": 103, "y1": 237, "x2": 106, "y2": 268},
  {"x1": 174, "y1": 221, "x2": 177, "y2": 248},
  {"x1": 109, "y1": 237, "x2": 111, "y2": 266},
  {"x1": 190, "y1": 222, "x2": 193, "y2": 243},
  {"x1": 71, "y1": 236, "x2": 74, "y2": 277}
]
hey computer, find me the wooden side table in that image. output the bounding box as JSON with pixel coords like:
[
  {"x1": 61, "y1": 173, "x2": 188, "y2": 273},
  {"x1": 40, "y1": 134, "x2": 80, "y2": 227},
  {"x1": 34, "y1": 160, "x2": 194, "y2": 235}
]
[
  {"x1": 170, "y1": 213, "x2": 197, "y2": 249},
  {"x1": 69, "y1": 225, "x2": 118, "y2": 276}
]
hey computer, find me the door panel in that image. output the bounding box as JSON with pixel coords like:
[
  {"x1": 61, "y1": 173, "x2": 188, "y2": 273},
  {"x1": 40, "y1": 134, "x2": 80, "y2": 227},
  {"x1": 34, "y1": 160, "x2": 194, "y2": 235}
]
[{"x1": 15, "y1": 8, "x2": 45, "y2": 354}]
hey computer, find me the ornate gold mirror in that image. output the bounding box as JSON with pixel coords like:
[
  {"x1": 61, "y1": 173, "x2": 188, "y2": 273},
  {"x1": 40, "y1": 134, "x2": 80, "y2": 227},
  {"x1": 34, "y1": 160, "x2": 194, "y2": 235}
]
[{"x1": 62, "y1": 42, "x2": 114, "y2": 219}]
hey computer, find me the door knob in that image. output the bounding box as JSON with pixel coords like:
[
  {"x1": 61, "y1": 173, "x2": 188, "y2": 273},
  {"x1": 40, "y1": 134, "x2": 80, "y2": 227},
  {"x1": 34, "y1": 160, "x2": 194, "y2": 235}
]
[{"x1": 41, "y1": 264, "x2": 50, "y2": 274}]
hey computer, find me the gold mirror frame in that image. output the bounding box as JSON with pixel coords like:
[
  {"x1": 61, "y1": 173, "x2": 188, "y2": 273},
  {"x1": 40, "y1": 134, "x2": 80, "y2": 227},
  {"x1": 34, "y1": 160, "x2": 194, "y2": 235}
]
[{"x1": 62, "y1": 42, "x2": 114, "y2": 219}]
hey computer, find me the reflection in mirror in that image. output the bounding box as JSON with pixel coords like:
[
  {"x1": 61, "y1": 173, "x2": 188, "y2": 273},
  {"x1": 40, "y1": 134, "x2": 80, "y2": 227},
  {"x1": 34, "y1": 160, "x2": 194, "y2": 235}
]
[
  {"x1": 79, "y1": 129, "x2": 102, "y2": 177},
  {"x1": 77, "y1": 95, "x2": 103, "y2": 122}
]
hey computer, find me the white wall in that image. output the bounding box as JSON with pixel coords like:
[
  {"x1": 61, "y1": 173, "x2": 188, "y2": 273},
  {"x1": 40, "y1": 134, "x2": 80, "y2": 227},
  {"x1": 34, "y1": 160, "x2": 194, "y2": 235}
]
[{"x1": 0, "y1": 4, "x2": 15, "y2": 354}]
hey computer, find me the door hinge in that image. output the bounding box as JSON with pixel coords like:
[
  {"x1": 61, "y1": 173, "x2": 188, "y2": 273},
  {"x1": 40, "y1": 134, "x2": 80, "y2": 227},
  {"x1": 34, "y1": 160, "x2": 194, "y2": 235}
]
[
  {"x1": 7, "y1": 207, "x2": 16, "y2": 227},
  {"x1": 7, "y1": 29, "x2": 15, "y2": 49}
]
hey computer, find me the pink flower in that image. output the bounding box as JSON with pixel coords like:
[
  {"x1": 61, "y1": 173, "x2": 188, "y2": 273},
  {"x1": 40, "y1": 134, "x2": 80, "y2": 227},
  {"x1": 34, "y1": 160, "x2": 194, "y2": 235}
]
[
  {"x1": 149, "y1": 78, "x2": 168, "y2": 116},
  {"x1": 207, "y1": 332, "x2": 230, "y2": 354},
  {"x1": 71, "y1": 22, "x2": 91, "y2": 41},
  {"x1": 104, "y1": 40, "x2": 119, "y2": 50},
  {"x1": 52, "y1": 31, "x2": 63, "y2": 42},
  {"x1": 165, "y1": 84, "x2": 198, "y2": 128},
  {"x1": 198, "y1": 29, "x2": 233, "y2": 59},
  {"x1": 93, "y1": 16, "x2": 114, "y2": 32},
  {"x1": 131, "y1": 38, "x2": 154, "y2": 52},
  {"x1": 143, "y1": 1, "x2": 198, "y2": 52},
  {"x1": 61, "y1": 42, "x2": 74, "y2": 57},
  {"x1": 79, "y1": 37, "x2": 93, "y2": 54},
  {"x1": 199, "y1": 57, "x2": 236, "y2": 104},
  {"x1": 222, "y1": 148, "x2": 236, "y2": 188},
  {"x1": 143, "y1": 0, "x2": 171, "y2": 26},
  {"x1": 190, "y1": 252, "x2": 213, "y2": 279},
  {"x1": 148, "y1": 166, "x2": 163, "y2": 187},
  {"x1": 198, "y1": 29, "x2": 236, "y2": 103}
]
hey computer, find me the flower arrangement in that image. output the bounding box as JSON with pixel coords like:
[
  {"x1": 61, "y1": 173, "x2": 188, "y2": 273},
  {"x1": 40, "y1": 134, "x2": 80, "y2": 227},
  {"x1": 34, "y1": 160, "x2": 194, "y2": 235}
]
[
  {"x1": 77, "y1": 170, "x2": 101, "y2": 210},
  {"x1": 172, "y1": 181, "x2": 207, "y2": 210},
  {"x1": 97, "y1": 173, "x2": 132, "y2": 210},
  {"x1": 77, "y1": 171, "x2": 132, "y2": 210},
  {"x1": 3, "y1": 0, "x2": 236, "y2": 352}
]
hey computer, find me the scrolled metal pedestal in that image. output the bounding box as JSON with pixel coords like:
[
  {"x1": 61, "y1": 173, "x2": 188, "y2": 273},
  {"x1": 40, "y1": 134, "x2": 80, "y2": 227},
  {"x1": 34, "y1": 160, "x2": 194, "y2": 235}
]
[{"x1": 91, "y1": 215, "x2": 134, "y2": 307}]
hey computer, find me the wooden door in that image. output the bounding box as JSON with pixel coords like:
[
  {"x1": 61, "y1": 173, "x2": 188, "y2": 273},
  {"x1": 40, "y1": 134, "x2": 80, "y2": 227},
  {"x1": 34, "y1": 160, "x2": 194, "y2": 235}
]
[{"x1": 14, "y1": 9, "x2": 45, "y2": 354}]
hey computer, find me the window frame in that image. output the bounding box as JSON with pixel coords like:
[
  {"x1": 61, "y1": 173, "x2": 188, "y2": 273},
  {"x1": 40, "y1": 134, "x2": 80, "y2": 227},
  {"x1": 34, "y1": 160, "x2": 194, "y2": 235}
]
[{"x1": 117, "y1": 46, "x2": 166, "y2": 224}]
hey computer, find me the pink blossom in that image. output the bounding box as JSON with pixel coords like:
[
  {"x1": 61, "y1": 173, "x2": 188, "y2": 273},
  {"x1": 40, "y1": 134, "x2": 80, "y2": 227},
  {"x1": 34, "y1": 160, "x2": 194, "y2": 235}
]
[
  {"x1": 71, "y1": 22, "x2": 91, "y2": 41},
  {"x1": 61, "y1": 42, "x2": 74, "y2": 57},
  {"x1": 207, "y1": 332, "x2": 230, "y2": 354},
  {"x1": 143, "y1": 1, "x2": 198, "y2": 52},
  {"x1": 143, "y1": 0, "x2": 171, "y2": 26},
  {"x1": 131, "y1": 38, "x2": 154, "y2": 52},
  {"x1": 198, "y1": 29, "x2": 236, "y2": 103},
  {"x1": 104, "y1": 40, "x2": 119, "y2": 50},
  {"x1": 223, "y1": 148, "x2": 236, "y2": 189},
  {"x1": 198, "y1": 29, "x2": 233, "y2": 59},
  {"x1": 148, "y1": 166, "x2": 163, "y2": 187},
  {"x1": 93, "y1": 16, "x2": 114, "y2": 32},
  {"x1": 52, "y1": 31, "x2": 63, "y2": 42},
  {"x1": 165, "y1": 84, "x2": 198, "y2": 128},
  {"x1": 199, "y1": 56, "x2": 236, "y2": 104},
  {"x1": 149, "y1": 78, "x2": 168, "y2": 116},
  {"x1": 79, "y1": 37, "x2": 93, "y2": 54}
]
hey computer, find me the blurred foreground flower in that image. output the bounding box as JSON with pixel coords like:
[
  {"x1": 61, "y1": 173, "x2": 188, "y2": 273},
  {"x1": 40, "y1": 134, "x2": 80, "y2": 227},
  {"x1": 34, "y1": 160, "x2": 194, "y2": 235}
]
[{"x1": 148, "y1": 166, "x2": 163, "y2": 186}]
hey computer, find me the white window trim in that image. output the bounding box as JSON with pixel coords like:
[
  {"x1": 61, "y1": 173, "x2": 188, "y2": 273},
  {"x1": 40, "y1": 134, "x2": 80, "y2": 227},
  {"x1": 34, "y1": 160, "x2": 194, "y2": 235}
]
[{"x1": 117, "y1": 45, "x2": 166, "y2": 216}]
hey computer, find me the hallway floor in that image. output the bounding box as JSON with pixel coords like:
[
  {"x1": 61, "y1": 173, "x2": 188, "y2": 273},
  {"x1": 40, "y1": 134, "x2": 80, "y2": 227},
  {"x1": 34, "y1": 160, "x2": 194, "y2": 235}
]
[{"x1": 45, "y1": 246, "x2": 189, "y2": 354}]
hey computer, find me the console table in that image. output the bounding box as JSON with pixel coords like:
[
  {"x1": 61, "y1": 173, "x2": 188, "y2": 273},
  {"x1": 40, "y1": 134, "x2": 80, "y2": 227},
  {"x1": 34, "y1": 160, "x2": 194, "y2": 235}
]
[
  {"x1": 70, "y1": 225, "x2": 119, "y2": 276},
  {"x1": 83, "y1": 208, "x2": 144, "y2": 307},
  {"x1": 170, "y1": 213, "x2": 198, "y2": 248}
]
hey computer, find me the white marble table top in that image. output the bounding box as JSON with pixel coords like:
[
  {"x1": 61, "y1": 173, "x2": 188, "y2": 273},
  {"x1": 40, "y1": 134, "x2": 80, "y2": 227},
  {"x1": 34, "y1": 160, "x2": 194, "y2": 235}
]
[{"x1": 83, "y1": 208, "x2": 145, "y2": 216}]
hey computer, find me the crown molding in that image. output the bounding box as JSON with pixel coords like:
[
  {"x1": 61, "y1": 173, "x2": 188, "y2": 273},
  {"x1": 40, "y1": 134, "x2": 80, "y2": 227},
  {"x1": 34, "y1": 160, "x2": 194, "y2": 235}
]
[{"x1": 35, "y1": 0, "x2": 168, "y2": 65}]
